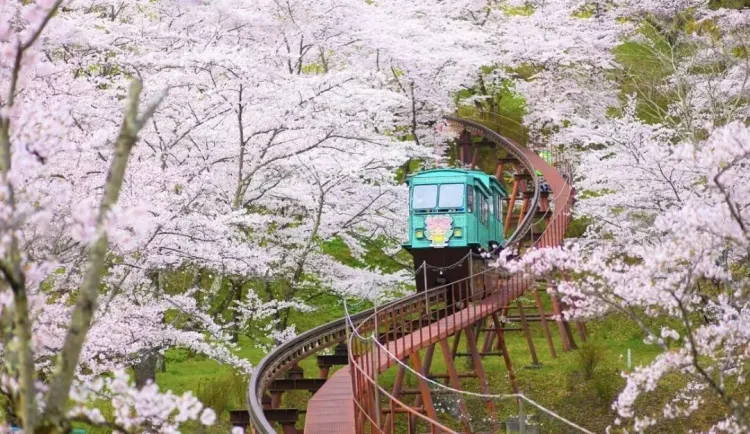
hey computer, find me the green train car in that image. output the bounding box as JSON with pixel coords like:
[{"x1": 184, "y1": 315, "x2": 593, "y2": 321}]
[{"x1": 402, "y1": 169, "x2": 508, "y2": 292}]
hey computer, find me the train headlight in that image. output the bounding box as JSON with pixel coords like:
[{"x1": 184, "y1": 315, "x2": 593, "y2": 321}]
[
  {"x1": 454, "y1": 228, "x2": 462, "y2": 237},
  {"x1": 415, "y1": 229, "x2": 424, "y2": 239}
]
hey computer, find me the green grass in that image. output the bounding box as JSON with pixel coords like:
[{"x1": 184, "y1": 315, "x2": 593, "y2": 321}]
[
  {"x1": 118, "y1": 291, "x2": 662, "y2": 434},
  {"x1": 133, "y1": 298, "x2": 732, "y2": 434},
  {"x1": 360, "y1": 295, "x2": 663, "y2": 433}
]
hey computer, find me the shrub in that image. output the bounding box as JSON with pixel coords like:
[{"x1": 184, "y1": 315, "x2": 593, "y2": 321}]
[
  {"x1": 194, "y1": 372, "x2": 249, "y2": 418},
  {"x1": 575, "y1": 340, "x2": 606, "y2": 380}
]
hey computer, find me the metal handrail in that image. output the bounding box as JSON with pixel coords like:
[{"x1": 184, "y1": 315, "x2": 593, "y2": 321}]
[
  {"x1": 246, "y1": 115, "x2": 548, "y2": 433},
  {"x1": 346, "y1": 117, "x2": 575, "y2": 434},
  {"x1": 246, "y1": 256, "x2": 501, "y2": 432},
  {"x1": 246, "y1": 300, "x2": 395, "y2": 432}
]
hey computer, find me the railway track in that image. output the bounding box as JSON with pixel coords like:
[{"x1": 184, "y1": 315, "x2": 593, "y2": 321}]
[{"x1": 246, "y1": 114, "x2": 576, "y2": 433}]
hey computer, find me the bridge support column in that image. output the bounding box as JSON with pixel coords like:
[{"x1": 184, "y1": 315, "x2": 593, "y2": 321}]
[
  {"x1": 287, "y1": 363, "x2": 304, "y2": 379},
  {"x1": 550, "y1": 288, "x2": 573, "y2": 352},
  {"x1": 470, "y1": 146, "x2": 480, "y2": 169},
  {"x1": 450, "y1": 330, "x2": 462, "y2": 362},
  {"x1": 279, "y1": 422, "x2": 297, "y2": 434},
  {"x1": 518, "y1": 191, "x2": 531, "y2": 230},
  {"x1": 517, "y1": 300, "x2": 540, "y2": 367},
  {"x1": 408, "y1": 344, "x2": 435, "y2": 434},
  {"x1": 482, "y1": 317, "x2": 495, "y2": 353},
  {"x1": 438, "y1": 338, "x2": 472, "y2": 434},
  {"x1": 494, "y1": 306, "x2": 509, "y2": 351},
  {"x1": 533, "y1": 284, "x2": 557, "y2": 358},
  {"x1": 383, "y1": 362, "x2": 407, "y2": 434},
  {"x1": 540, "y1": 191, "x2": 551, "y2": 223},
  {"x1": 491, "y1": 313, "x2": 518, "y2": 394},
  {"x1": 409, "y1": 351, "x2": 438, "y2": 433},
  {"x1": 504, "y1": 174, "x2": 520, "y2": 238},
  {"x1": 464, "y1": 326, "x2": 496, "y2": 417},
  {"x1": 270, "y1": 391, "x2": 283, "y2": 409},
  {"x1": 459, "y1": 129, "x2": 472, "y2": 166}
]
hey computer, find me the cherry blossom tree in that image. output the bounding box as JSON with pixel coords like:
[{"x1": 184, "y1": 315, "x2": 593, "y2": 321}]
[
  {"x1": 5, "y1": 0, "x2": 472, "y2": 429},
  {"x1": 15, "y1": 0, "x2": 750, "y2": 433},
  {"x1": 507, "y1": 118, "x2": 750, "y2": 432},
  {"x1": 485, "y1": 1, "x2": 750, "y2": 432},
  {"x1": 0, "y1": 1, "x2": 229, "y2": 431}
]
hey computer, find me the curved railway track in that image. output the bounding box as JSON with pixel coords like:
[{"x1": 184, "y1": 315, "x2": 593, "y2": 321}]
[{"x1": 246, "y1": 115, "x2": 575, "y2": 433}]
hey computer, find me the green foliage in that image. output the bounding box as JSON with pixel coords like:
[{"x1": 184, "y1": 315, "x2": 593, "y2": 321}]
[
  {"x1": 566, "y1": 216, "x2": 591, "y2": 238},
  {"x1": 605, "y1": 105, "x2": 623, "y2": 118},
  {"x1": 194, "y1": 373, "x2": 248, "y2": 418},
  {"x1": 394, "y1": 158, "x2": 424, "y2": 184},
  {"x1": 321, "y1": 236, "x2": 411, "y2": 276},
  {"x1": 454, "y1": 78, "x2": 528, "y2": 146},
  {"x1": 566, "y1": 341, "x2": 621, "y2": 416},
  {"x1": 571, "y1": 2, "x2": 598, "y2": 18},
  {"x1": 688, "y1": 60, "x2": 728, "y2": 75},
  {"x1": 575, "y1": 341, "x2": 606, "y2": 380},
  {"x1": 501, "y1": 2, "x2": 535, "y2": 16},
  {"x1": 708, "y1": 0, "x2": 750, "y2": 9},
  {"x1": 164, "y1": 348, "x2": 192, "y2": 365},
  {"x1": 731, "y1": 45, "x2": 750, "y2": 59},
  {"x1": 301, "y1": 62, "x2": 326, "y2": 75},
  {"x1": 578, "y1": 188, "x2": 616, "y2": 199},
  {"x1": 505, "y1": 63, "x2": 543, "y2": 81},
  {"x1": 611, "y1": 36, "x2": 677, "y2": 124}
]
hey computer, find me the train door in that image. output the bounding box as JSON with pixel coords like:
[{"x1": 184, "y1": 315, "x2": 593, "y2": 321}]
[
  {"x1": 478, "y1": 191, "x2": 490, "y2": 245},
  {"x1": 489, "y1": 192, "x2": 497, "y2": 243},
  {"x1": 467, "y1": 184, "x2": 476, "y2": 243},
  {"x1": 496, "y1": 193, "x2": 504, "y2": 242}
]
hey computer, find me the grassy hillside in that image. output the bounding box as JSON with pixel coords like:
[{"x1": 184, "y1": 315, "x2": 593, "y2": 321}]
[{"x1": 134, "y1": 303, "x2": 669, "y2": 434}]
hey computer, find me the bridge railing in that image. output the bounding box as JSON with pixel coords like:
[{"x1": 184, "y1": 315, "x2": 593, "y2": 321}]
[
  {"x1": 246, "y1": 114, "x2": 575, "y2": 433},
  {"x1": 347, "y1": 117, "x2": 575, "y2": 434},
  {"x1": 348, "y1": 267, "x2": 533, "y2": 433}
]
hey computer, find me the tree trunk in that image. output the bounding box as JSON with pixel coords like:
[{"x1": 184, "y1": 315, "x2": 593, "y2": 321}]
[
  {"x1": 230, "y1": 282, "x2": 243, "y2": 343},
  {"x1": 134, "y1": 351, "x2": 158, "y2": 388},
  {"x1": 157, "y1": 352, "x2": 166, "y2": 373}
]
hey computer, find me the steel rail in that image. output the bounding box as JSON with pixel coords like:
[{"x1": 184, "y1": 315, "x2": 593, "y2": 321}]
[
  {"x1": 346, "y1": 119, "x2": 575, "y2": 434},
  {"x1": 246, "y1": 115, "x2": 543, "y2": 433},
  {"x1": 443, "y1": 115, "x2": 540, "y2": 247}
]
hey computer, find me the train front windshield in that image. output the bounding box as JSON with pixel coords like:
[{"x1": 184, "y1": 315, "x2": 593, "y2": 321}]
[
  {"x1": 438, "y1": 184, "x2": 464, "y2": 208},
  {"x1": 413, "y1": 185, "x2": 438, "y2": 209},
  {"x1": 412, "y1": 184, "x2": 465, "y2": 211}
]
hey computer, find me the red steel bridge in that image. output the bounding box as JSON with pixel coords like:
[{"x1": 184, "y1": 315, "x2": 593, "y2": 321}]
[{"x1": 241, "y1": 114, "x2": 583, "y2": 434}]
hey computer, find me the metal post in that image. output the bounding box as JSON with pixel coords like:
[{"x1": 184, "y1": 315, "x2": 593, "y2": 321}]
[
  {"x1": 468, "y1": 253, "x2": 474, "y2": 301},
  {"x1": 627, "y1": 348, "x2": 632, "y2": 370},
  {"x1": 519, "y1": 398, "x2": 526, "y2": 434},
  {"x1": 423, "y1": 261, "x2": 429, "y2": 315},
  {"x1": 373, "y1": 298, "x2": 381, "y2": 427}
]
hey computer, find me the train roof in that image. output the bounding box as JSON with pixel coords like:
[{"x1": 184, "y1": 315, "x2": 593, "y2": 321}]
[{"x1": 406, "y1": 168, "x2": 508, "y2": 195}]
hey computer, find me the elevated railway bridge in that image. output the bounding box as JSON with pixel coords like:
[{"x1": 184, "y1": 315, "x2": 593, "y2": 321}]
[{"x1": 242, "y1": 114, "x2": 583, "y2": 434}]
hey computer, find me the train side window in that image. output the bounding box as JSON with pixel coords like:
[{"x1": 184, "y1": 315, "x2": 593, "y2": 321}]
[
  {"x1": 480, "y1": 195, "x2": 489, "y2": 224},
  {"x1": 496, "y1": 195, "x2": 503, "y2": 221},
  {"x1": 467, "y1": 187, "x2": 474, "y2": 213}
]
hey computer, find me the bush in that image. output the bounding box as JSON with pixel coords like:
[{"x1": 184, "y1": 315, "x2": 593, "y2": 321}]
[
  {"x1": 592, "y1": 371, "x2": 620, "y2": 407},
  {"x1": 164, "y1": 348, "x2": 191, "y2": 364},
  {"x1": 561, "y1": 339, "x2": 624, "y2": 426},
  {"x1": 194, "y1": 373, "x2": 249, "y2": 418},
  {"x1": 575, "y1": 341, "x2": 606, "y2": 380}
]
